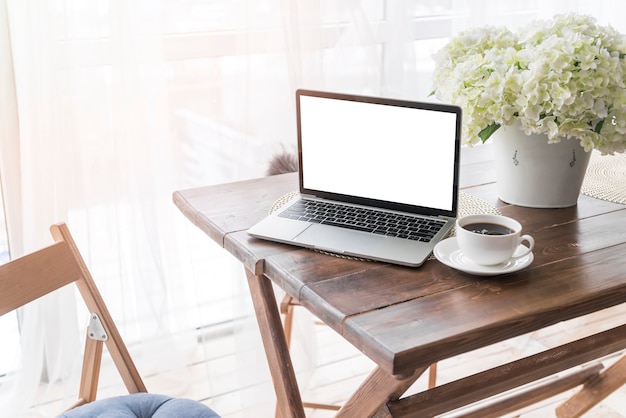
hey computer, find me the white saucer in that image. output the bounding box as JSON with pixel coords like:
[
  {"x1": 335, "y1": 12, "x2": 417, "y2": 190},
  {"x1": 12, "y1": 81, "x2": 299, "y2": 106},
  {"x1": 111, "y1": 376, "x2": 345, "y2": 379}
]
[{"x1": 433, "y1": 237, "x2": 534, "y2": 276}]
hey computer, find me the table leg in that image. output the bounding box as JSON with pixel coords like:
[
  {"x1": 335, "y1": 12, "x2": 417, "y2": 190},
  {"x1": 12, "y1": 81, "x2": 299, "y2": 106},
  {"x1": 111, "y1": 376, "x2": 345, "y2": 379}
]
[
  {"x1": 244, "y1": 268, "x2": 306, "y2": 418},
  {"x1": 556, "y1": 353, "x2": 626, "y2": 417},
  {"x1": 336, "y1": 365, "x2": 427, "y2": 417}
]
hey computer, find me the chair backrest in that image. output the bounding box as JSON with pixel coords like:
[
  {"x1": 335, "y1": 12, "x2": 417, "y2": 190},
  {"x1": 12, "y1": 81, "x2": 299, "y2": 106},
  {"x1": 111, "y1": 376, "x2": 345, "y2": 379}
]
[{"x1": 0, "y1": 222, "x2": 147, "y2": 410}]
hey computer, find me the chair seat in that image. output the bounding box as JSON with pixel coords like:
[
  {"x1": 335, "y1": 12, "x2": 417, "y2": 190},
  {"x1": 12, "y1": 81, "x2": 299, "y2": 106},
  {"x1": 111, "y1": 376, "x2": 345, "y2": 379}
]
[{"x1": 57, "y1": 393, "x2": 220, "y2": 418}]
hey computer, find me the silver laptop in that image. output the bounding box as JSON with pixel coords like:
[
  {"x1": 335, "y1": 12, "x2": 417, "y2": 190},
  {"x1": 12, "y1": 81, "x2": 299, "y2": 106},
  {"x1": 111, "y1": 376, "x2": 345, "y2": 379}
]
[{"x1": 248, "y1": 89, "x2": 462, "y2": 267}]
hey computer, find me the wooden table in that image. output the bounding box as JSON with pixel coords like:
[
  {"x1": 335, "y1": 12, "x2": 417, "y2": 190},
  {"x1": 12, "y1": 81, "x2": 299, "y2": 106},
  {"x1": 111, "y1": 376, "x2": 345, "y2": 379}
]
[{"x1": 173, "y1": 158, "x2": 626, "y2": 418}]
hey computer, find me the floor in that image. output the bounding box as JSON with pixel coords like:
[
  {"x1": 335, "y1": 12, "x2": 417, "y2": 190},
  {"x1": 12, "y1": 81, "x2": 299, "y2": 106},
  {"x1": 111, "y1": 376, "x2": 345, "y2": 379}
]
[{"x1": 27, "y1": 301, "x2": 626, "y2": 418}]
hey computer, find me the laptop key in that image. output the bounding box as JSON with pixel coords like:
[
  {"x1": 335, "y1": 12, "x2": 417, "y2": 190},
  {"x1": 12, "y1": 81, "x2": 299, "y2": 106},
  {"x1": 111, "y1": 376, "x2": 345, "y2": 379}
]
[{"x1": 323, "y1": 220, "x2": 375, "y2": 233}]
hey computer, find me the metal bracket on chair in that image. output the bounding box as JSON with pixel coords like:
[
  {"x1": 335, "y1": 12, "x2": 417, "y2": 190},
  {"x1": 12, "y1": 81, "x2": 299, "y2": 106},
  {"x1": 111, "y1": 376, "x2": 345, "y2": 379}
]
[{"x1": 87, "y1": 313, "x2": 108, "y2": 341}]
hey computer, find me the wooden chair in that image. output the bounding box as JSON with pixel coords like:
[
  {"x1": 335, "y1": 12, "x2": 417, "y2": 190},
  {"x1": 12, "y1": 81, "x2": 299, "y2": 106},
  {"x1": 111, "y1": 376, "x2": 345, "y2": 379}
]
[{"x1": 0, "y1": 223, "x2": 220, "y2": 417}]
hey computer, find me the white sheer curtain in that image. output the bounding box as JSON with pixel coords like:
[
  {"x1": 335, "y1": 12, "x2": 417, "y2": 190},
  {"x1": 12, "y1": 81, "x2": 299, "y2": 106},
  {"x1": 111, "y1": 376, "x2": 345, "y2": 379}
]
[
  {"x1": 0, "y1": 1, "x2": 421, "y2": 416},
  {"x1": 1, "y1": 0, "x2": 625, "y2": 417}
]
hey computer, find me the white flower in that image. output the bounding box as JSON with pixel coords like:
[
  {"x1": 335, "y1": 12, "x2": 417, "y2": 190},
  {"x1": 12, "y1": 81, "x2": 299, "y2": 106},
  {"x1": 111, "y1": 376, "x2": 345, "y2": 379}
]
[{"x1": 431, "y1": 13, "x2": 626, "y2": 154}]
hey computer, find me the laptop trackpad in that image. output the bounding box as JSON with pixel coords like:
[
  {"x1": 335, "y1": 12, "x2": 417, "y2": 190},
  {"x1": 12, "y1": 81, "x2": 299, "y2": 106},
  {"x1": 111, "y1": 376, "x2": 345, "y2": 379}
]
[{"x1": 294, "y1": 224, "x2": 380, "y2": 253}]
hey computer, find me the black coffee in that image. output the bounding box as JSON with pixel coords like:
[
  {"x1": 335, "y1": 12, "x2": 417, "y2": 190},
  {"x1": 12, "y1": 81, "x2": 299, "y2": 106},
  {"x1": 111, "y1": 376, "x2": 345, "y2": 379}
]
[{"x1": 463, "y1": 222, "x2": 513, "y2": 236}]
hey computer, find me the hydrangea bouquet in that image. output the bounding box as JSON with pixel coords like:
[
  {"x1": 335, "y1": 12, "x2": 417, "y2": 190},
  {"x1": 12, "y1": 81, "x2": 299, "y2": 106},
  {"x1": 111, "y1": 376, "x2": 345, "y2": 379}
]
[{"x1": 431, "y1": 13, "x2": 626, "y2": 154}]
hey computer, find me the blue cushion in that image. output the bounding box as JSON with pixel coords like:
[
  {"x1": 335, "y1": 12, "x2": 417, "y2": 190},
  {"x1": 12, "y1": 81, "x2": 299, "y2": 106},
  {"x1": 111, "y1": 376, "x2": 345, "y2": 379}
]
[{"x1": 57, "y1": 393, "x2": 221, "y2": 418}]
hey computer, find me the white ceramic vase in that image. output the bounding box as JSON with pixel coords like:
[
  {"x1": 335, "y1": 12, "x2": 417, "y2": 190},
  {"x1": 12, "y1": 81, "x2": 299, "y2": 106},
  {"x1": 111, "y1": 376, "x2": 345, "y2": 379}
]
[{"x1": 493, "y1": 123, "x2": 592, "y2": 208}]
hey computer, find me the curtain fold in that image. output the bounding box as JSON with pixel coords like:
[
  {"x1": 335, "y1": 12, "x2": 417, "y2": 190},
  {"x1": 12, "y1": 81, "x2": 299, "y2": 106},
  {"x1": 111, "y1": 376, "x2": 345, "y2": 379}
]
[{"x1": 1, "y1": 1, "x2": 626, "y2": 417}]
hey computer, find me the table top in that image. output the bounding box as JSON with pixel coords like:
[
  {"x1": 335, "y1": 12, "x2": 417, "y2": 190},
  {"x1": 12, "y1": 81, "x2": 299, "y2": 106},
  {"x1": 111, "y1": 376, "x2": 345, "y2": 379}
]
[{"x1": 173, "y1": 159, "x2": 626, "y2": 379}]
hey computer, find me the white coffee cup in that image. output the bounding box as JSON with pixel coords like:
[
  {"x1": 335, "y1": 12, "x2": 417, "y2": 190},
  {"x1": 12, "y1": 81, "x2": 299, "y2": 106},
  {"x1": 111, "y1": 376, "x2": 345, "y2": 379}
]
[{"x1": 455, "y1": 214, "x2": 534, "y2": 266}]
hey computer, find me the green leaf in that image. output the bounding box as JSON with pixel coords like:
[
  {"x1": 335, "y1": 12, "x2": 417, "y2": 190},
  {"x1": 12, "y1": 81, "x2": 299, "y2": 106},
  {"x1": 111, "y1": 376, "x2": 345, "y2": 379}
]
[
  {"x1": 428, "y1": 90, "x2": 436, "y2": 97},
  {"x1": 478, "y1": 123, "x2": 501, "y2": 143},
  {"x1": 595, "y1": 118, "x2": 605, "y2": 133}
]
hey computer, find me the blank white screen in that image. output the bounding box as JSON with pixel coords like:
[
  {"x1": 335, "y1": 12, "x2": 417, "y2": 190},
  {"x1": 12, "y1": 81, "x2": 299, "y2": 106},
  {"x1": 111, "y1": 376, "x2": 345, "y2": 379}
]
[{"x1": 300, "y1": 95, "x2": 458, "y2": 211}]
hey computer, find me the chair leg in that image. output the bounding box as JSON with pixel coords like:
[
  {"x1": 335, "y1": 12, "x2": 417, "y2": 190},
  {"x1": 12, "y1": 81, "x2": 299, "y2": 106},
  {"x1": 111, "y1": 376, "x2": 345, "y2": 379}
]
[
  {"x1": 428, "y1": 363, "x2": 438, "y2": 389},
  {"x1": 73, "y1": 334, "x2": 103, "y2": 408},
  {"x1": 281, "y1": 295, "x2": 295, "y2": 348}
]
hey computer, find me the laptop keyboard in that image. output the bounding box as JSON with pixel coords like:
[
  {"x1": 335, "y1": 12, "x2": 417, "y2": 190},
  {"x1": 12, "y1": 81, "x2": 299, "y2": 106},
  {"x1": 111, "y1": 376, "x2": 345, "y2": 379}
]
[{"x1": 278, "y1": 199, "x2": 446, "y2": 242}]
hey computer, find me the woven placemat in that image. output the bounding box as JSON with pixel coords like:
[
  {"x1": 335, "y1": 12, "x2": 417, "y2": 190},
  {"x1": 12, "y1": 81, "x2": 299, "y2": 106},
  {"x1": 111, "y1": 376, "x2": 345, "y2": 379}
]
[
  {"x1": 269, "y1": 191, "x2": 501, "y2": 262},
  {"x1": 581, "y1": 151, "x2": 626, "y2": 205},
  {"x1": 270, "y1": 191, "x2": 501, "y2": 219}
]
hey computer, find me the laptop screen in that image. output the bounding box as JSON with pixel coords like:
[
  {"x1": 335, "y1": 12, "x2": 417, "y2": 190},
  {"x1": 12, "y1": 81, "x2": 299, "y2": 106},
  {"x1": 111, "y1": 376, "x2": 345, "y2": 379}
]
[{"x1": 297, "y1": 90, "x2": 462, "y2": 217}]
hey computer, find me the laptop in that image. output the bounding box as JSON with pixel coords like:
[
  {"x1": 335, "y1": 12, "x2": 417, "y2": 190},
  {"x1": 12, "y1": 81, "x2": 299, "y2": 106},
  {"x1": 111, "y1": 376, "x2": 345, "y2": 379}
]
[{"x1": 248, "y1": 89, "x2": 462, "y2": 267}]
